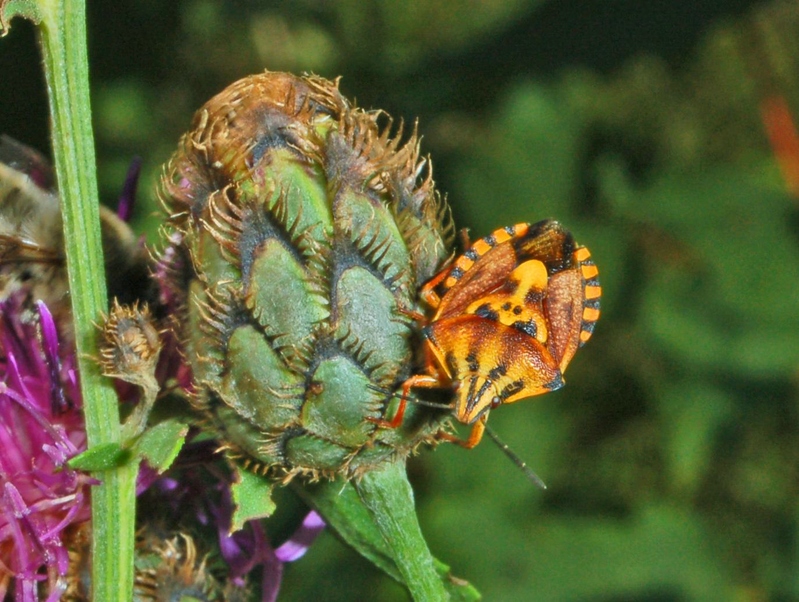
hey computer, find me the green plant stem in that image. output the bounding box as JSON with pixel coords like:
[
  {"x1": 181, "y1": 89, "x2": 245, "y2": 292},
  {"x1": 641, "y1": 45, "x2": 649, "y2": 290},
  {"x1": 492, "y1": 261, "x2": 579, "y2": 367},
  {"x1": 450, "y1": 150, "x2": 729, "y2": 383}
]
[
  {"x1": 35, "y1": 0, "x2": 135, "y2": 600},
  {"x1": 355, "y1": 461, "x2": 450, "y2": 602}
]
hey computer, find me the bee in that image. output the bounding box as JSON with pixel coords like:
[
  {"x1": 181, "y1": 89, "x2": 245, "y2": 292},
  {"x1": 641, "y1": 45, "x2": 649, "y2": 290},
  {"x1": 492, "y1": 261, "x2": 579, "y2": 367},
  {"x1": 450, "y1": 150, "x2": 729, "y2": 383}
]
[
  {"x1": 0, "y1": 135, "x2": 153, "y2": 336},
  {"x1": 374, "y1": 220, "x2": 600, "y2": 448}
]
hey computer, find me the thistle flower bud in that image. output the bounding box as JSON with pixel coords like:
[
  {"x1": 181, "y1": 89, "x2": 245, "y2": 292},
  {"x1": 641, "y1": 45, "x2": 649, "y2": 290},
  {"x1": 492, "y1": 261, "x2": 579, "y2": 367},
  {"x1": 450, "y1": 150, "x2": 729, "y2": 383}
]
[
  {"x1": 133, "y1": 532, "x2": 233, "y2": 602},
  {"x1": 158, "y1": 71, "x2": 454, "y2": 480},
  {"x1": 98, "y1": 301, "x2": 161, "y2": 438},
  {"x1": 99, "y1": 300, "x2": 161, "y2": 391}
]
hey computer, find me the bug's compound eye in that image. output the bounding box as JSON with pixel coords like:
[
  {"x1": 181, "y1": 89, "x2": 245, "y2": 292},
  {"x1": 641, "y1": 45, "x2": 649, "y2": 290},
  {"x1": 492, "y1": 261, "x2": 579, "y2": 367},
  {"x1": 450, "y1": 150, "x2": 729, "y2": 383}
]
[{"x1": 491, "y1": 396, "x2": 502, "y2": 408}]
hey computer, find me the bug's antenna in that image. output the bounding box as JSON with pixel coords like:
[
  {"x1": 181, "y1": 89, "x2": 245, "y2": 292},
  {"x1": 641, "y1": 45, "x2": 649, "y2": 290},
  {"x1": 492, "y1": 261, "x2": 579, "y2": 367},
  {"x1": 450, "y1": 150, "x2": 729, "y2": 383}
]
[
  {"x1": 484, "y1": 425, "x2": 547, "y2": 490},
  {"x1": 406, "y1": 398, "x2": 453, "y2": 411},
  {"x1": 366, "y1": 383, "x2": 453, "y2": 412}
]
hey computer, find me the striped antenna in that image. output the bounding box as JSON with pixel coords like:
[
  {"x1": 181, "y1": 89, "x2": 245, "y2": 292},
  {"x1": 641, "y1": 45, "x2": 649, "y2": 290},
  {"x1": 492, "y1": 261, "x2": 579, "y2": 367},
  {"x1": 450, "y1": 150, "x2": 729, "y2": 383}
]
[{"x1": 484, "y1": 425, "x2": 547, "y2": 490}]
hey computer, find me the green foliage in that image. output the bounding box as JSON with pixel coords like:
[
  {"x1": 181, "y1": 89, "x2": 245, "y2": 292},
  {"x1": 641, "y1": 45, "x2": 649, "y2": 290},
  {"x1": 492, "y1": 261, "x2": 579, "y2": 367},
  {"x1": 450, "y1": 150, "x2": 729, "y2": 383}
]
[
  {"x1": 295, "y1": 463, "x2": 479, "y2": 601},
  {"x1": 0, "y1": 0, "x2": 40, "y2": 32},
  {"x1": 68, "y1": 442, "x2": 131, "y2": 471},
  {"x1": 230, "y1": 468, "x2": 277, "y2": 532},
  {"x1": 136, "y1": 419, "x2": 188, "y2": 473}
]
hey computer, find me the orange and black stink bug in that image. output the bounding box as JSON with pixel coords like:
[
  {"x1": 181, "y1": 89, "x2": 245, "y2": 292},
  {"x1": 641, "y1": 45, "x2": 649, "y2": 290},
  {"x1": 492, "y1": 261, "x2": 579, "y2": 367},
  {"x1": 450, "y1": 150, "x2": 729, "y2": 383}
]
[{"x1": 375, "y1": 220, "x2": 600, "y2": 448}]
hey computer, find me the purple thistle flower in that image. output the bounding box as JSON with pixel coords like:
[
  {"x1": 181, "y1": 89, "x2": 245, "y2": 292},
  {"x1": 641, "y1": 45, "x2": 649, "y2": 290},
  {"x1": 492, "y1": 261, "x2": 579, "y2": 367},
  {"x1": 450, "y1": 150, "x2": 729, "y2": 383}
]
[
  {"x1": 115, "y1": 157, "x2": 142, "y2": 224},
  {"x1": 212, "y1": 484, "x2": 324, "y2": 602},
  {"x1": 0, "y1": 296, "x2": 92, "y2": 601},
  {"x1": 142, "y1": 445, "x2": 325, "y2": 602}
]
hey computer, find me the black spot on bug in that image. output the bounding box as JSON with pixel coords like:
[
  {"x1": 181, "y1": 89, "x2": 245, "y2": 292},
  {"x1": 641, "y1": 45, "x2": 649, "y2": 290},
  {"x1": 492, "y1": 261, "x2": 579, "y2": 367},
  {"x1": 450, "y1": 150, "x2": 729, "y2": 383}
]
[
  {"x1": 512, "y1": 320, "x2": 537, "y2": 338},
  {"x1": 584, "y1": 297, "x2": 600, "y2": 310},
  {"x1": 465, "y1": 350, "x2": 479, "y2": 373},
  {"x1": 449, "y1": 266, "x2": 464, "y2": 280},
  {"x1": 474, "y1": 303, "x2": 499, "y2": 321},
  {"x1": 504, "y1": 225, "x2": 517, "y2": 236},
  {"x1": 501, "y1": 302, "x2": 512, "y2": 311},
  {"x1": 545, "y1": 374, "x2": 564, "y2": 390},
  {"x1": 504, "y1": 278, "x2": 520, "y2": 295},
  {"x1": 524, "y1": 289, "x2": 544, "y2": 305},
  {"x1": 499, "y1": 379, "x2": 525, "y2": 400},
  {"x1": 464, "y1": 248, "x2": 478, "y2": 261},
  {"x1": 512, "y1": 305, "x2": 522, "y2": 315},
  {"x1": 488, "y1": 364, "x2": 507, "y2": 380},
  {"x1": 484, "y1": 234, "x2": 497, "y2": 247},
  {"x1": 445, "y1": 351, "x2": 458, "y2": 375}
]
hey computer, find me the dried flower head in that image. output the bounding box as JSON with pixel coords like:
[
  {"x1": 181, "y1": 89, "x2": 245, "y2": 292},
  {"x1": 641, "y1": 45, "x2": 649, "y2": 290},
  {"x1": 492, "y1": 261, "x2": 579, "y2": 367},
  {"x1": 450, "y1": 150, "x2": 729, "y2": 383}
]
[
  {"x1": 99, "y1": 300, "x2": 162, "y2": 389},
  {"x1": 98, "y1": 300, "x2": 162, "y2": 438},
  {"x1": 133, "y1": 532, "x2": 229, "y2": 602}
]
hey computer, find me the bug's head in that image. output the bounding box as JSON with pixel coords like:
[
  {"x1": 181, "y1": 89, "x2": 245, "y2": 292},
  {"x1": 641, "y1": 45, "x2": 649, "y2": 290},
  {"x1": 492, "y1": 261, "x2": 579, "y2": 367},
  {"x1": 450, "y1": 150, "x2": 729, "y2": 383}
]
[
  {"x1": 452, "y1": 374, "x2": 502, "y2": 425},
  {"x1": 452, "y1": 367, "x2": 564, "y2": 425}
]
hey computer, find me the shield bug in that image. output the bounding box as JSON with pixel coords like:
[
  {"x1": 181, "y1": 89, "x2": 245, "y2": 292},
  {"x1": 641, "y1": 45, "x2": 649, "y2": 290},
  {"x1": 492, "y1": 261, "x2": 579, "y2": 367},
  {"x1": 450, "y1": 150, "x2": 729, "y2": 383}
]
[{"x1": 374, "y1": 219, "x2": 600, "y2": 448}]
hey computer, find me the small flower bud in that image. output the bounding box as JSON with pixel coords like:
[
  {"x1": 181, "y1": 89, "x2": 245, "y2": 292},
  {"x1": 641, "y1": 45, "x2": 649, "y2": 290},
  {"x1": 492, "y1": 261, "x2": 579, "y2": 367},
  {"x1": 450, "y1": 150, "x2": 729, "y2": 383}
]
[{"x1": 99, "y1": 300, "x2": 162, "y2": 438}]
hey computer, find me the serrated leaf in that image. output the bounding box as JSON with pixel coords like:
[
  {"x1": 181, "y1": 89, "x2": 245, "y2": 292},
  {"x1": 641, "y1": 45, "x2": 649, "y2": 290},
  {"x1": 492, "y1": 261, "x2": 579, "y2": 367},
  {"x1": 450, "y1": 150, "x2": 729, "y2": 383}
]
[
  {"x1": 230, "y1": 466, "x2": 277, "y2": 532},
  {"x1": 135, "y1": 418, "x2": 188, "y2": 473},
  {"x1": 0, "y1": 0, "x2": 40, "y2": 34},
  {"x1": 68, "y1": 442, "x2": 131, "y2": 472}
]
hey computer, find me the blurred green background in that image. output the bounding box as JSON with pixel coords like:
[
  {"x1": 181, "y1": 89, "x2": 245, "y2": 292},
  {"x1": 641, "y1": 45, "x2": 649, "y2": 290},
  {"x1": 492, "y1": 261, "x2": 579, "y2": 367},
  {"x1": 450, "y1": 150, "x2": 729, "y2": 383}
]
[{"x1": 4, "y1": 0, "x2": 799, "y2": 599}]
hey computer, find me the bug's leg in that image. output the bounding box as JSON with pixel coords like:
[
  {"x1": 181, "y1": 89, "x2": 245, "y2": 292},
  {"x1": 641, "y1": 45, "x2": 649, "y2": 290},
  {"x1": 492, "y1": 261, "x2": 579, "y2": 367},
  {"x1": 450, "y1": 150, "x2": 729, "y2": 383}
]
[
  {"x1": 418, "y1": 230, "x2": 471, "y2": 308},
  {"x1": 437, "y1": 414, "x2": 487, "y2": 449},
  {"x1": 458, "y1": 227, "x2": 471, "y2": 251},
  {"x1": 418, "y1": 266, "x2": 453, "y2": 309},
  {"x1": 395, "y1": 303, "x2": 427, "y2": 323},
  {"x1": 463, "y1": 416, "x2": 487, "y2": 448},
  {"x1": 368, "y1": 374, "x2": 441, "y2": 429}
]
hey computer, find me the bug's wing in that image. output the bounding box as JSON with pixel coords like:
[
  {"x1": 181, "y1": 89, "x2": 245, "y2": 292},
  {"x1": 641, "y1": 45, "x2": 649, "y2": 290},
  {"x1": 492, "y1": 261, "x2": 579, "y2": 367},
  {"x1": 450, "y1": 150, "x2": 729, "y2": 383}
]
[
  {"x1": 545, "y1": 246, "x2": 601, "y2": 372},
  {"x1": 0, "y1": 159, "x2": 65, "y2": 269},
  {"x1": 513, "y1": 220, "x2": 576, "y2": 274},
  {"x1": 0, "y1": 236, "x2": 62, "y2": 265},
  {"x1": 0, "y1": 231, "x2": 67, "y2": 313},
  {"x1": 0, "y1": 136, "x2": 55, "y2": 191},
  {"x1": 544, "y1": 268, "x2": 584, "y2": 372},
  {"x1": 435, "y1": 242, "x2": 517, "y2": 320},
  {"x1": 0, "y1": 145, "x2": 70, "y2": 317}
]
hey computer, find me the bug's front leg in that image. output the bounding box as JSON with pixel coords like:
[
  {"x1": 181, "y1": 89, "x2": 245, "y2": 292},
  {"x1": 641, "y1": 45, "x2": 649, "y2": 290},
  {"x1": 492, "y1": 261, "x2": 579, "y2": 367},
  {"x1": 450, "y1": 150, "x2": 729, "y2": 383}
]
[
  {"x1": 368, "y1": 374, "x2": 442, "y2": 429},
  {"x1": 418, "y1": 266, "x2": 450, "y2": 309},
  {"x1": 437, "y1": 413, "x2": 487, "y2": 449}
]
